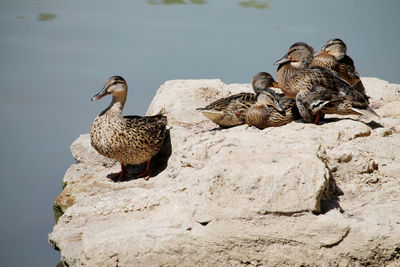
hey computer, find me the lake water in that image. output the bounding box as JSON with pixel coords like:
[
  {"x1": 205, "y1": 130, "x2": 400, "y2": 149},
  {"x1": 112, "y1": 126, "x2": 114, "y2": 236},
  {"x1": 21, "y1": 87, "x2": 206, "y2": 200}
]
[{"x1": 0, "y1": 0, "x2": 399, "y2": 266}]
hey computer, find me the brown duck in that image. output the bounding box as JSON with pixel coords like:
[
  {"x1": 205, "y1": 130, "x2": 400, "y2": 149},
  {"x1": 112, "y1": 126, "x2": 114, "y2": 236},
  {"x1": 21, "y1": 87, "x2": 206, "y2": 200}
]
[
  {"x1": 310, "y1": 38, "x2": 366, "y2": 94},
  {"x1": 196, "y1": 72, "x2": 282, "y2": 127},
  {"x1": 90, "y1": 76, "x2": 167, "y2": 182},
  {"x1": 275, "y1": 42, "x2": 378, "y2": 123},
  {"x1": 245, "y1": 89, "x2": 301, "y2": 129},
  {"x1": 275, "y1": 42, "x2": 315, "y2": 99}
]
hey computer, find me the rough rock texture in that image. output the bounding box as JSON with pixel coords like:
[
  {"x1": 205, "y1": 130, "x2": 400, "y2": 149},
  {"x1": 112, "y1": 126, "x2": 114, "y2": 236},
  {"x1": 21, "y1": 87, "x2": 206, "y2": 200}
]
[{"x1": 50, "y1": 77, "x2": 400, "y2": 266}]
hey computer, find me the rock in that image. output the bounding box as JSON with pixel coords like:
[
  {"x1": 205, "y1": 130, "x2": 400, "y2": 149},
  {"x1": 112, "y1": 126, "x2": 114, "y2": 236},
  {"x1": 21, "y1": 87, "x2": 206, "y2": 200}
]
[
  {"x1": 49, "y1": 77, "x2": 400, "y2": 266},
  {"x1": 70, "y1": 134, "x2": 117, "y2": 168},
  {"x1": 146, "y1": 79, "x2": 252, "y2": 123}
]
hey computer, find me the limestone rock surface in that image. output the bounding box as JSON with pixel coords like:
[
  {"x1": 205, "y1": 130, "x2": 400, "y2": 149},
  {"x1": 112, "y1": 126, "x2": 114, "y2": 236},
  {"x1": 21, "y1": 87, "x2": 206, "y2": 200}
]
[{"x1": 50, "y1": 78, "x2": 400, "y2": 266}]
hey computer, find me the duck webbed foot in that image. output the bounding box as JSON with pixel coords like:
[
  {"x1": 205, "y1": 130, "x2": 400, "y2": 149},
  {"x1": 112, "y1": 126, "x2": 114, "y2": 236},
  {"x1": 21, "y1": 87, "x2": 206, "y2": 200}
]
[
  {"x1": 233, "y1": 108, "x2": 247, "y2": 122},
  {"x1": 297, "y1": 86, "x2": 335, "y2": 124},
  {"x1": 135, "y1": 160, "x2": 151, "y2": 180},
  {"x1": 313, "y1": 111, "x2": 325, "y2": 124},
  {"x1": 108, "y1": 163, "x2": 131, "y2": 182}
]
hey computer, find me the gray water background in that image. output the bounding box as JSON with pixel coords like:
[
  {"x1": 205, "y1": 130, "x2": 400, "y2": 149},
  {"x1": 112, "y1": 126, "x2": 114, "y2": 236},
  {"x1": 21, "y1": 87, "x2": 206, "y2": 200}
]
[{"x1": 0, "y1": 0, "x2": 399, "y2": 266}]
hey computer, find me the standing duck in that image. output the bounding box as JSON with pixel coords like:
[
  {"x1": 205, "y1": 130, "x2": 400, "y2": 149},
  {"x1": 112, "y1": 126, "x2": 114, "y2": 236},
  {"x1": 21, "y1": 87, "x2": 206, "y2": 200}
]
[
  {"x1": 310, "y1": 38, "x2": 366, "y2": 94},
  {"x1": 90, "y1": 76, "x2": 167, "y2": 182},
  {"x1": 196, "y1": 72, "x2": 282, "y2": 127},
  {"x1": 245, "y1": 88, "x2": 300, "y2": 129},
  {"x1": 274, "y1": 42, "x2": 378, "y2": 123}
]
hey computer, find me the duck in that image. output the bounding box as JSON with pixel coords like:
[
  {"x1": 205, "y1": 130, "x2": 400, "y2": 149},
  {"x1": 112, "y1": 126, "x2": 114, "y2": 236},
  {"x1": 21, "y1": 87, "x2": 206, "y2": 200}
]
[
  {"x1": 196, "y1": 72, "x2": 281, "y2": 127},
  {"x1": 245, "y1": 89, "x2": 300, "y2": 129},
  {"x1": 275, "y1": 42, "x2": 315, "y2": 99},
  {"x1": 90, "y1": 76, "x2": 167, "y2": 182},
  {"x1": 274, "y1": 42, "x2": 378, "y2": 123},
  {"x1": 310, "y1": 38, "x2": 366, "y2": 94},
  {"x1": 252, "y1": 71, "x2": 280, "y2": 94}
]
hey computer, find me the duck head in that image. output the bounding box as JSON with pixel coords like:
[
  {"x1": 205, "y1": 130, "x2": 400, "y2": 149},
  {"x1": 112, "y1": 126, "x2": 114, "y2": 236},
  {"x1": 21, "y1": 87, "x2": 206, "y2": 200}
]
[
  {"x1": 91, "y1": 76, "x2": 128, "y2": 101},
  {"x1": 257, "y1": 89, "x2": 284, "y2": 113},
  {"x1": 314, "y1": 38, "x2": 347, "y2": 60},
  {"x1": 252, "y1": 72, "x2": 280, "y2": 94},
  {"x1": 274, "y1": 42, "x2": 314, "y2": 69}
]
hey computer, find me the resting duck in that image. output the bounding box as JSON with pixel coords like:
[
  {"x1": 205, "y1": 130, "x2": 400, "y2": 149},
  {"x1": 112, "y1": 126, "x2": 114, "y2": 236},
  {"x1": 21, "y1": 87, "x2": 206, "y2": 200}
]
[
  {"x1": 196, "y1": 72, "x2": 281, "y2": 127},
  {"x1": 245, "y1": 88, "x2": 300, "y2": 129},
  {"x1": 274, "y1": 42, "x2": 378, "y2": 123},
  {"x1": 310, "y1": 38, "x2": 366, "y2": 94},
  {"x1": 275, "y1": 42, "x2": 315, "y2": 99},
  {"x1": 90, "y1": 76, "x2": 167, "y2": 182}
]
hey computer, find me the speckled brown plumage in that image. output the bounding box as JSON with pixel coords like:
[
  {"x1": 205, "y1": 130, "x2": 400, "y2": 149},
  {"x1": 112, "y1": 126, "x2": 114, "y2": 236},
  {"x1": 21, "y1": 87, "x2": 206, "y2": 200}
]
[
  {"x1": 196, "y1": 72, "x2": 279, "y2": 127},
  {"x1": 310, "y1": 38, "x2": 366, "y2": 94},
  {"x1": 245, "y1": 92, "x2": 300, "y2": 129},
  {"x1": 90, "y1": 76, "x2": 167, "y2": 181},
  {"x1": 296, "y1": 85, "x2": 375, "y2": 123},
  {"x1": 275, "y1": 42, "x2": 377, "y2": 123},
  {"x1": 197, "y1": 92, "x2": 257, "y2": 127},
  {"x1": 91, "y1": 111, "x2": 167, "y2": 165},
  {"x1": 275, "y1": 42, "x2": 315, "y2": 99}
]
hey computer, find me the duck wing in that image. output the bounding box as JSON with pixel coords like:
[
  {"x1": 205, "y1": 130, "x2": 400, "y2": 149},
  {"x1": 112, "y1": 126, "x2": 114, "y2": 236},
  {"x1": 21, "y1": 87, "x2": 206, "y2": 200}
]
[
  {"x1": 123, "y1": 114, "x2": 167, "y2": 141},
  {"x1": 197, "y1": 93, "x2": 256, "y2": 112},
  {"x1": 338, "y1": 56, "x2": 360, "y2": 82},
  {"x1": 338, "y1": 55, "x2": 366, "y2": 95}
]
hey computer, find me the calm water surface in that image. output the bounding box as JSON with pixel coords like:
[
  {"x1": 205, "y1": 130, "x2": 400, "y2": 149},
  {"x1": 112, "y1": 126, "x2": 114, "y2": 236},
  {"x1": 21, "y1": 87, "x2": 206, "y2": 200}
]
[{"x1": 0, "y1": 0, "x2": 399, "y2": 265}]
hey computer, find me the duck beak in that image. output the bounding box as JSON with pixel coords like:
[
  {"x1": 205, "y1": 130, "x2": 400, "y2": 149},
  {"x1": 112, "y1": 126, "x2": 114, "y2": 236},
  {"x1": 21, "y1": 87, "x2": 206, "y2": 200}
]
[
  {"x1": 91, "y1": 87, "x2": 108, "y2": 101},
  {"x1": 272, "y1": 81, "x2": 280, "y2": 88},
  {"x1": 272, "y1": 99, "x2": 284, "y2": 112},
  {"x1": 274, "y1": 54, "x2": 290, "y2": 65}
]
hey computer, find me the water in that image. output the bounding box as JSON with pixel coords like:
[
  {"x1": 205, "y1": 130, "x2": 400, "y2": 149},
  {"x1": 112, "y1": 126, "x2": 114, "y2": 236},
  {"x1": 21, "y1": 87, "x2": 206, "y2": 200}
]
[{"x1": 0, "y1": 0, "x2": 399, "y2": 265}]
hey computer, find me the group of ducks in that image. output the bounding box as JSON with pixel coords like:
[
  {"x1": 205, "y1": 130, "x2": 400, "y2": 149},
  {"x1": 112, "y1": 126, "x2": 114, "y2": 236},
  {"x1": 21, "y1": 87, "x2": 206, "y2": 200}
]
[
  {"x1": 197, "y1": 38, "x2": 377, "y2": 128},
  {"x1": 90, "y1": 38, "x2": 378, "y2": 182}
]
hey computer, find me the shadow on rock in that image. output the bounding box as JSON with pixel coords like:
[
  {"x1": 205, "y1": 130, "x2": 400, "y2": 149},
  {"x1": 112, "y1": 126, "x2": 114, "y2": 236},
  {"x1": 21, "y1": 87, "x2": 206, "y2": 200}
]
[
  {"x1": 365, "y1": 120, "x2": 384, "y2": 129},
  {"x1": 210, "y1": 125, "x2": 239, "y2": 131},
  {"x1": 322, "y1": 117, "x2": 384, "y2": 129},
  {"x1": 124, "y1": 129, "x2": 172, "y2": 180},
  {"x1": 304, "y1": 117, "x2": 384, "y2": 129},
  {"x1": 318, "y1": 170, "x2": 345, "y2": 214},
  {"x1": 320, "y1": 199, "x2": 344, "y2": 214}
]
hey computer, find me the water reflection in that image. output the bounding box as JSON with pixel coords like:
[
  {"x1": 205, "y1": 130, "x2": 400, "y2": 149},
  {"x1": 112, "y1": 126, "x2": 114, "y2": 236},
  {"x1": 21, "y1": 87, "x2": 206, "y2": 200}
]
[
  {"x1": 37, "y1": 13, "x2": 57, "y2": 21},
  {"x1": 147, "y1": 0, "x2": 206, "y2": 5},
  {"x1": 190, "y1": 0, "x2": 206, "y2": 4},
  {"x1": 146, "y1": 0, "x2": 270, "y2": 7},
  {"x1": 239, "y1": 0, "x2": 270, "y2": 9}
]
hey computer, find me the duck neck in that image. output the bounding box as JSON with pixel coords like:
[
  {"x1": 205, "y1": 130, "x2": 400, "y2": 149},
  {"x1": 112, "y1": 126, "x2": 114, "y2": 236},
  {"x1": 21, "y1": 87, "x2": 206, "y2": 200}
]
[
  {"x1": 100, "y1": 94, "x2": 126, "y2": 117},
  {"x1": 277, "y1": 63, "x2": 298, "y2": 86},
  {"x1": 295, "y1": 57, "x2": 312, "y2": 69},
  {"x1": 111, "y1": 94, "x2": 126, "y2": 112},
  {"x1": 312, "y1": 53, "x2": 337, "y2": 65}
]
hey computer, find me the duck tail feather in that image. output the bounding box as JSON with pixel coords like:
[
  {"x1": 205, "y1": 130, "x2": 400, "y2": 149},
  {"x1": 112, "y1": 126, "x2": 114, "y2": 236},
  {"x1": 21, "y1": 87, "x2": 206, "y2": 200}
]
[
  {"x1": 155, "y1": 107, "x2": 166, "y2": 116},
  {"x1": 198, "y1": 109, "x2": 224, "y2": 115},
  {"x1": 351, "y1": 106, "x2": 380, "y2": 118}
]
